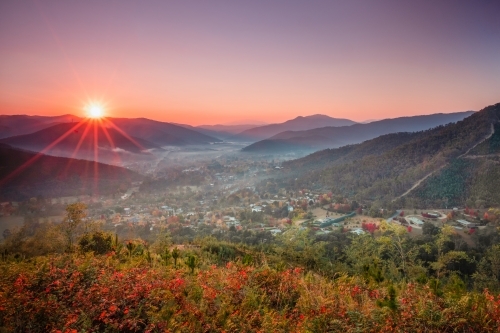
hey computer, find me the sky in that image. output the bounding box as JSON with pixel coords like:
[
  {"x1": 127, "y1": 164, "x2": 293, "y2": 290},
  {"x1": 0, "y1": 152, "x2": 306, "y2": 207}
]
[{"x1": 1, "y1": 0, "x2": 499, "y2": 125}]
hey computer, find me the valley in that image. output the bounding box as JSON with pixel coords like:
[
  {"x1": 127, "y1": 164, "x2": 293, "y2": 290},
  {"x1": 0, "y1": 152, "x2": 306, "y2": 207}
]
[
  {"x1": 2, "y1": 106, "x2": 500, "y2": 333},
  {"x1": 2, "y1": 2, "x2": 500, "y2": 331}
]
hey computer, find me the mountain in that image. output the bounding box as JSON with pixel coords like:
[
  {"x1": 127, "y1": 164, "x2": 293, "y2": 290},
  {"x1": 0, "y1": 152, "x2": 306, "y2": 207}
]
[
  {"x1": 0, "y1": 114, "x2": 83, "y2": 139},
  {"x1": 222, "y1": 119, "x2": 268, "y2": 126},
  {"x1": 173, "y1": 123, "x2": 233, "y2": 141},
  {"x1": 0, "y1": 122, "x2": 162, "y2": 164},
  {"x1": 108, "y1": 118, "x2": 222, "y2": 145},
  {"x1": 242, "y1": 111, "x2": 474, "y2": 153},
  {"x1": 272, "y1": 103, "x2": 499, "y2": 207},
  {"x1": 235, "y1": 114, "x2": 357, "y2": 141},
  {"x1": 0, "y1": 115, "x2": 222, "y2": 146},
  {"x1": 197, "y1": 124, "x2": 263, "y2": 135},
  {"x1": 0, "y1": 143, "x2": 142, "y2": 201}
]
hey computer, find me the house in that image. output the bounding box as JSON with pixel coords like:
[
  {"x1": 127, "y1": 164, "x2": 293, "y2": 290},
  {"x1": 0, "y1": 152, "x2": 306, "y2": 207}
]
[
  {"x1": 350, "y1": 228, "x2": 366, "y2": 235},
  {"x1": 252, "y1": 206, "x2": 262, "y2": 212},
  {"x1": 225, "y1": 219, "x2": 241, "y2": 227},
  {"x1": 269, "y1": 229, "x2": 282, "y2": 236},
  {"x1": 456, "y1": 219, "x2": 472, "y2": 227},
  {"x1": 123, "y1": 208, "x2": 131, "y2": 216},
  {"x1": 407, "y1": 217, "x2": 424, "y2": 226}
]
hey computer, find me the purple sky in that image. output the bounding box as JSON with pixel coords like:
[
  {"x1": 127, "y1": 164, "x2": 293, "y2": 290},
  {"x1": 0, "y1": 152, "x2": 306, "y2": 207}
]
[{"x1": 1, "y1": 0, "x2": 499, "y2": 124}]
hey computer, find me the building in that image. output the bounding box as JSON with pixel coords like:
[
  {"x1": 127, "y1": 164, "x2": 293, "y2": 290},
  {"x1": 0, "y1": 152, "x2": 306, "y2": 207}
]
[
  {"x1": 456, "y1": 219, "x2": 472, "y2": 227},
  {"x1": 407, "y1": 217, "x2": 424, "y2": 226}
]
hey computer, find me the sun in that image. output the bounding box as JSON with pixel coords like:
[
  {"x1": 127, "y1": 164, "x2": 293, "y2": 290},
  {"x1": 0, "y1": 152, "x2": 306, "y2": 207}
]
[{"x1": 86, "y1": 103, "x2": 105, "y2": 119}]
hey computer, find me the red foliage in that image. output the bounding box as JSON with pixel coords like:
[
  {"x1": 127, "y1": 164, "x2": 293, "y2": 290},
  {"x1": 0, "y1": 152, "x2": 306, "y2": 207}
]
[
  {"x1": 1, "y1": 256, "x2": 500, "y2": 332},
  {"x1": 167, "y1": 216, "x2": 179, "y2": 224},
  {"x1": 361, "y1": 222, "x2": 378, "y2": 234}
]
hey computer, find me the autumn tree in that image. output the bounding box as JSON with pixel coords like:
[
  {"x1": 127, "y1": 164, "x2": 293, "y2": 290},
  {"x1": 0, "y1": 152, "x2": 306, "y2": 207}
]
[
  {"x1": 377, "y1": 222, "x2": 420, "y2": 281},
  {"x1": 172, "y1": 247, "x2": 180, "y2": 268},
  {"x1": 186, "y1": 254, "x2": 197, "y2": 274},
  {"x1": 61, "y1": 203, "x2": 87, "y2": 252}
]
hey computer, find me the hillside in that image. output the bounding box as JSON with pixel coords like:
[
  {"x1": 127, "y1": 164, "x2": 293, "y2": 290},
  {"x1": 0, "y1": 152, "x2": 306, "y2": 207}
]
[
  {"x1": 0, "y1": 144, "x2": 142, "y2": 200},
  {"x1": 197, "y1": 123, "x2": 263, "y2": 134},
  {"x1": 109, "y1": 117, "x2": 222, "y2": 145},
  {"x1": 243, "y1": 111, "x2": 474, "y2": 153},
  {"x1": 236, "y1": 114, "x2": 357, "y2": 141},
  {"x1": 284, "y1": 131, "x2": 426, "y2": 171},
  {"x1": 406, "y1": 120, "x2": 500, "y2": 207},
  {"x1": 278, "y1": 103, "x2": 499, "y2": 206},
  {"x1": 467, "y1": 123, "x2": 500, "y2": 156},
  {"x1": 0, "y1": 115, "x2": 222, "y2": 146},
  {"x1": 0, "y1": 121, "x2": 162, "y2": 163},
  {"x1": 409, "y1": 157, "x2": 500, "y2": 208},
  {"x1": 190, "y1": 123, "x2": 268, "y2": 140},
  {"x1": 0, "y1": 114, "x2": 83, "y2": 139},
  {"x1": 2, "y1": 224, "x2": 500, "y2": 332}
]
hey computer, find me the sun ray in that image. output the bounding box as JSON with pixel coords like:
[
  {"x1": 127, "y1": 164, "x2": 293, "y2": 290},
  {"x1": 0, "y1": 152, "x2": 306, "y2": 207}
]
[
  {"x1": 93, "y1": 119, "x2": 99, "y2": 194},
  {"x1": 102, "y1": 117, "x2": 148, "y2": 152},
  {"x1": 0, "y1": 119, "x2": 89, "y2": 187},
  {"x1": 97, "y1": 118, "x2": 123, "y2": 165},
  {"x1": 61, "y1": 119, "x2": 93, "y2": 177}
]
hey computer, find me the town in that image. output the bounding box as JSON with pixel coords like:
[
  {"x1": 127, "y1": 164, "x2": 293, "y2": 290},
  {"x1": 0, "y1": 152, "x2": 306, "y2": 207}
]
[{"x1": 2, "y1": 152, "x2": 498, "y2": 248}]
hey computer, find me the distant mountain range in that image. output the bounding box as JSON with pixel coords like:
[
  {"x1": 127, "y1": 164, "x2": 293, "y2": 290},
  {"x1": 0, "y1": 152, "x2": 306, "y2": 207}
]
[
  {"x1": 235, "y1": 114, "x2": 357, "y2": 141},
  {"x1": 0, "y1": 116, "x2": 225, "y2": 163},
  {"x1": 272, "y1": 103, "x2": 500, "y2": 207},
  {"x1": 197, "y1": 124, "x2": 264, "y2": 135},
  {"x1": 107, "y1": 117, "x2": 221, "y2": 145},
  {"x1": 242, "y1": 111, "x2": 474, "y2": 153},
  {"x1": 0, "y1": 115, "x2": 222, "y2": 146},
  {"x1": 0, "y1": 122, "x2": 162, "y2": 164},
  {"x1": 0, "y1": 143, "x2": 142, "y2": 201},
  {"x1": 0, "y1": 114, "x2": 82, "y2": 139}
]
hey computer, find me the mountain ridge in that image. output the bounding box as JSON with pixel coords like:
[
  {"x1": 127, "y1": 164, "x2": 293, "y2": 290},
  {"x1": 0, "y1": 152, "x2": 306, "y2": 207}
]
[
  {"x1": 243, "y1": 111, "x2": 475, "y2": 153},
  {"x1": 273, "y1": 103, "x2": 499, "y2": 207},
  {"x1": 234, "y1": 114, "x2": 357, "y2": 141},
  {"x1": 0, "y1": 143, "x2": 143, "y2": 201},
  {"x1": 0, "y1": 122, "x2": 162, "y2": 164}
]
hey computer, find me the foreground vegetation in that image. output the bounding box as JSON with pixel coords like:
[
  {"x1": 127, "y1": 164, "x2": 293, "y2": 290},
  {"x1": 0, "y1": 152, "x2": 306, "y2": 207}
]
[
  {"x1": 1, "y1": 203, "x2": 500, "y2": 332},
  {"x1": 1, "y1": 250, "x2": 500, "y2": 332}
]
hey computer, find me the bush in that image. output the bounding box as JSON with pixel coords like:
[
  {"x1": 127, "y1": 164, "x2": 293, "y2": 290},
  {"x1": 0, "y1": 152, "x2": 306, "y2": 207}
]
[{"x1": 78, "y1": 231, "x2": 113, "y2": 254}]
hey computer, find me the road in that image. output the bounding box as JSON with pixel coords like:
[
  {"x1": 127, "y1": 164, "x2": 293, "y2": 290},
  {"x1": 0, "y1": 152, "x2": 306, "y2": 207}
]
[{"x1": 393, "y1": 123, "x2": 495, "y2": 201}]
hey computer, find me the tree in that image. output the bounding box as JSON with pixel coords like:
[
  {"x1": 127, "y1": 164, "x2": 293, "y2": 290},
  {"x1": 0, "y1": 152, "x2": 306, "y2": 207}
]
[
  {"x1": 186, "y1": 254, "x2": 197, "y2": 274},
  {"x1": 78, "y1": 231, "x2": 113, "y2": 254},
  {"x1": 377, "y1": 223, "x2": 419, "y2": 281},
  {"x1": 61, "y1": 203, "x2": 87, "y2": 252},
  {"x1": 422, "y1": 221, "x2": 439, "y2": 236},
  {"x1": 126, "y1": 241, "x2": 136, "y2": 257},
  {"x1": 430, "y1": 225, "x2": 472, "y2": 279},
  {"x1": 172, "y1": 247, "x2": 180, "y2": 268},
  {"x1": 276, "y1": 229, "x2": 326, "y2": 270},
  {"x1": 160, "y1": 248, "x2": 171, "y2": 266},
  {"x1": 473, "y1": 244, "x2": 500, "y2": 291}
]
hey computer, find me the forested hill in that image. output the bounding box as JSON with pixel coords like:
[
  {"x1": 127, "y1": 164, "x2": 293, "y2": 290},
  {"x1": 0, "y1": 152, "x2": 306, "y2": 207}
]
[
  {"x1": 283, "y1": 131, "x2": 426, "y2": 172},
  {"x1": 242, "y1": 111, "x2": 474, "y2": 153},
  {"x1": 0, "y1": 144, "x2": 142, "y2": 201},
  {"x1": 280, "y1": 103, "x2": 500, "y2": 206}
]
